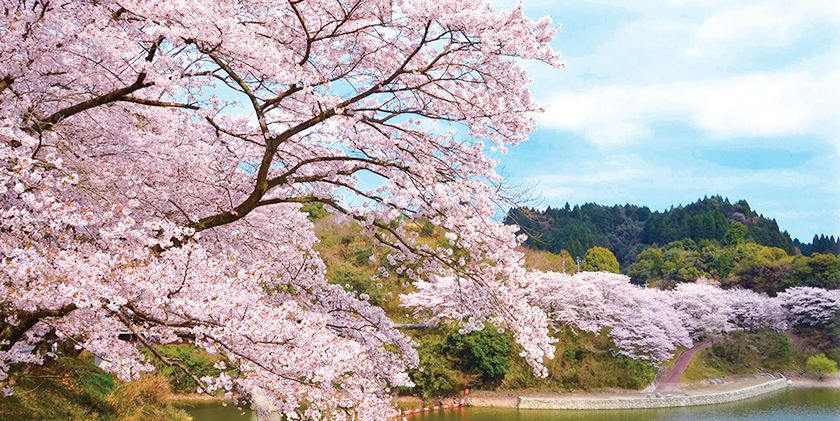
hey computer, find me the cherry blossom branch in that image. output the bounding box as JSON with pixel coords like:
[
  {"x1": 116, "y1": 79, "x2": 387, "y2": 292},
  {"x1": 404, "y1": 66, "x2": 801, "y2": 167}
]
[
  {"x1": 0, "y1": 305, "x2": 77, "y2": 352},
  {"x1": 30, "y1": 37, "x2": 164, "y2": 133},
  {"x1": 116, "y1": 312, "x2": 210, "y2": 394}
]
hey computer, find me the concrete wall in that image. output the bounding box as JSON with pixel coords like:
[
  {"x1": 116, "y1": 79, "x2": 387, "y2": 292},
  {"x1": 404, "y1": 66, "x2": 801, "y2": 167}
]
[{"x1": 517, "y1": 378, "x2": 789, "y2": 410}]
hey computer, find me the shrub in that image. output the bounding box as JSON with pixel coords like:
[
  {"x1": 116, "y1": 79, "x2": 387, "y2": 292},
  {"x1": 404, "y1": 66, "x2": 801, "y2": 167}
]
[
  {"x1": 805, "y1": 353, "x2": 838, "y2": 380},
  {"x1": 408, "y1": 340, "x2": 462, "y2": 400},
  {"x1": 445, "y1": 327, "x2": 512, "y2": 384}
]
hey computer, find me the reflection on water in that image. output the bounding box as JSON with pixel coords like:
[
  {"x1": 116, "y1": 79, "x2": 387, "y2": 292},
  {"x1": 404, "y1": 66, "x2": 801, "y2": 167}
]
[
  {"x1": 177, "y1": 401, "x2": 254, "y2": 421},
  {"x1": 182, "y1": 388, "x2": 840, "y2": 421}
]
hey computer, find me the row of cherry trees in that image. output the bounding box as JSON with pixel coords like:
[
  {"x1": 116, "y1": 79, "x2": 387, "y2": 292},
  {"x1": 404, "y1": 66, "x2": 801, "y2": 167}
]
[
  {"x1": 527, "y1": 273, "x2": 839, "y2": 362},
  {"x1": 0, "y1": 0, "x2": 563, "y2": 419},
  {"x1": 406, "y1": 272, "x2": 840, "y2": 364}
]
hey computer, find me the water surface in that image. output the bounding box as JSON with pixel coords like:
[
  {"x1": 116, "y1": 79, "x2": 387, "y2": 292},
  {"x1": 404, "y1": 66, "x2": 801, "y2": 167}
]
[{"x1": 181, "y1": 388, "x2": 840, "y2": 421}]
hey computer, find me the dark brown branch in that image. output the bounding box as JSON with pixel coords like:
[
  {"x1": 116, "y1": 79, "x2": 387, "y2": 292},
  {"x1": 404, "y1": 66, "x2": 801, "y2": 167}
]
[
  {"x1": 191, "y1": 22, "x2": 434, "y2": 234},
  {"x1": 116, "y1": 97, "x2": 200, "y2": 110},
  {"x1": 123, "y1": 302, "x2": 197, "y2": 329},
  {"x1": 203, "y1": 51, "x2": 269, "y2": 136},
  {"x1": 116, "y1": 312, "x2": 209, "y2": 394},
  {"x1": 29, "y1": 37, "x2": 164, "y2": 133},
  {"x1": 1, "y1": 304, "x2": 77, "y2": 352},
  {"x1": 289, "y1": 0, "x2": 313, "y2": 66},
  {"x1": 0, "y1": 76, "x2": 12, "y2": 95}
]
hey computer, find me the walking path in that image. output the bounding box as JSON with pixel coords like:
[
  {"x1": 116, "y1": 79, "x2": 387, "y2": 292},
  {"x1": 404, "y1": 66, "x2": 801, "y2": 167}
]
[
  {"x1": 517, "y1": 378, "x2": 788, "y2": 410},
  {"x1": 657, "y1": 336, "x2": 722, "y2": 393},
  {"x1": 456, "y1": 375, "x2": 795, "y2": 409}
]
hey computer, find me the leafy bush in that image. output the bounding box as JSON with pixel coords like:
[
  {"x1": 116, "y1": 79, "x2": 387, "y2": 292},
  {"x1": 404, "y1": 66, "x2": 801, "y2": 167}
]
[
  {"x1": 501, "y1": 326, "x2": 656, "y2": 391},
  {"x1": 408, "y1": 338, "x2": 462, "y2": 400},
  {"x1": 444, "y1": 327, "x2": 512, "y2": 384},
  {"x1": 0, "y1": 354, "x2": 189, "y2": 421},
  {"x1": 805, "y1": 353, "x2": 838, "y2": 380}
]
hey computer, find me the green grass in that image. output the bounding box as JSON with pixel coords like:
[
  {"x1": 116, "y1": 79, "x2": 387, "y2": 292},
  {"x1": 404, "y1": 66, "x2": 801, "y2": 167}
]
[
  {"x1": 0, "y1": 354, "x2": 190, "y2": 421},
  {"x1": 681, "y1": 348, "x2": 728, "y2": 383},
  {"x1": 500, "y1": 326, "x2": 657, "y2": 392},
  {"x1": 684, "y1": 330, "x2": 796, "y2": 383}
]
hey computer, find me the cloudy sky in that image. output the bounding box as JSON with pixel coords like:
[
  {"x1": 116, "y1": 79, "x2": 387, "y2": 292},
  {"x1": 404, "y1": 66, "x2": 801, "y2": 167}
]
[{"x1": 490, "y1": 0, "x2": 839, "y2": 242}]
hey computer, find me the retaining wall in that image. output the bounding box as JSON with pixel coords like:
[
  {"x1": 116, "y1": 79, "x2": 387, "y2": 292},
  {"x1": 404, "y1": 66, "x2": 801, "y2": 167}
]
[{"x1": 517, "y1": 378, "x2": 789, "y2": 410}]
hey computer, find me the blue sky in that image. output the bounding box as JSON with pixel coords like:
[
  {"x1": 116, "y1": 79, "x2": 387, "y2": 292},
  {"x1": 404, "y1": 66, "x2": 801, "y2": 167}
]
[{"x1": 488, "y1": 0, "x2": 840, "y2": 242}]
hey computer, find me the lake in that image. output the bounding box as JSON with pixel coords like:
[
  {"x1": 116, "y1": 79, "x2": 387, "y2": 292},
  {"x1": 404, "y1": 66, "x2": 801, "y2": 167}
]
[{"x1": 180, "y1": 387, "x2": 839, "y2": 421}]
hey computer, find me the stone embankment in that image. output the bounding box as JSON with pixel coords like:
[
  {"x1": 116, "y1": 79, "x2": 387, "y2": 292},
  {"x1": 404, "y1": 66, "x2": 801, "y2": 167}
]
[{"x1": 517, "y1": 378, "x2": 789, "y2": 410}]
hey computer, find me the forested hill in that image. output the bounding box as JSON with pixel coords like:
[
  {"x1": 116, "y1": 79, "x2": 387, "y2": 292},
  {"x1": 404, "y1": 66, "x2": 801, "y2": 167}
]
[{"x1": 504, "y1": 196, "x2": 803, "y2": 265}]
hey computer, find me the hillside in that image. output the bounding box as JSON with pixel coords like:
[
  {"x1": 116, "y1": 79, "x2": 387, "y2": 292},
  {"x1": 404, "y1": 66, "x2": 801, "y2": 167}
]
[
  {"x1": 504, "y1": 197, "x2": 840, "y2": 293},
  {"x1": 504, "y1": 196, "x2": 808, "y2": 265}
]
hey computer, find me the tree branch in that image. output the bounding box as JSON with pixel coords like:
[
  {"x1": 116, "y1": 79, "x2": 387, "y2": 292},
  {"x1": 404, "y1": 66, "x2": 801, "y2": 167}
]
[{"x1": 0, "y1": 304, "x2": 77, "y2": 352}]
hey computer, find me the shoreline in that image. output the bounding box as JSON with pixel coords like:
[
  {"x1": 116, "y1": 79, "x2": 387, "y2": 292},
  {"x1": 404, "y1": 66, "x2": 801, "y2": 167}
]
[
  {"x1": 402, "y1": 373, "x2": 840, "y2": 409},
  {"x1": 174, "y1": 374, "x2": 840, "y2": 409},
  {"x1": 517, "y1": 378, "x2": 788, "y2": 410}
]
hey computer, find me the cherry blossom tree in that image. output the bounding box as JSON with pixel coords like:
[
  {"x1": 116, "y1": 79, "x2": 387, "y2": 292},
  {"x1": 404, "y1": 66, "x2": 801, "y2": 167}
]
[
  {"x1": 0, "y1": 0, "x2": 562, "y2": 418},
  {"x1": 777, "y1": 287, "x2": 840, "y2": 328},
  {"x1": 669, "y1": 278, "x2": 734, "y2": 337},
  {"x1": 726, "y1": 288, "x2": 787, "y2": 333},
  {"x1": 524, "y1": 271, "x2": 692, "y2": 363},
  {"x1": 405, "y1": 271, "x2": 693, "y2": 363}
]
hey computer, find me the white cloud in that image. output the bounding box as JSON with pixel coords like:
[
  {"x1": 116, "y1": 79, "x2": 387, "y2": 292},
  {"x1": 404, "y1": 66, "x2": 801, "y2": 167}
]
[
  {"x1": 539, "y1": 62, "x2": 840, "y2": 147},
  {"x1": 501, "y1": 0, "x2": 840, "y2": 239},
  {"x1": 691, "y1": 3, "x2": 806, "y2": 47}
]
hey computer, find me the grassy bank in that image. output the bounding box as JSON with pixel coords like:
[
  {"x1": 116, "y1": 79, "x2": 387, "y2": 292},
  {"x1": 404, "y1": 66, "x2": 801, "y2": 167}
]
[
  {"x1": 0, "y1": 353, "x2": 191, "y2": 421},
  {"x1": 683, "y1": 330, "x2": 827, "y2": 383}
]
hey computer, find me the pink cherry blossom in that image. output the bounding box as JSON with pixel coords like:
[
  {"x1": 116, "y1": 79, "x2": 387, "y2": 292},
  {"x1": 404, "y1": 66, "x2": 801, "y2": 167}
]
[
  {"x1": 777, "y1": 286, "x2": 840, "y2": 327},
  {"x1": 0, "y1": 0, "x2": 562, "y2": 419}
]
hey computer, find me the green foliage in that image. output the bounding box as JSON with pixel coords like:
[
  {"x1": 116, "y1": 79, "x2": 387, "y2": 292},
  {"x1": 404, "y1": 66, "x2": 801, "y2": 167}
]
[
  {"x1": 501, "y1": 326, "x2": 656, "y2": 391},
  {"x1": 312, "y1": 215, "x2": 407, "y2": 318},
  {"x1": 506, "y1": 197, "x2": 840, "y2": 293},
  {"x1": 0, "y1": 354, "x2": 190, "y2": 421},
  {"x1": 505, "y1": 203, "x2": 648, "y2": 265},
  {"x1": 141, "y1": 344, "x2": 228, "y2": 394},
  {"x1": 521, "y1": 248, "x2": 576, "y2": 273},
  {"x1": 797, "y1": 234, "x2": 840, "y2": 256},
  {"x1": 707, "y1": 247, "x2": 734, "y2": 279},
  {"x1": 581, "y1": 246, "x2": 620, "y2": 273},
  {"x1": 789, "y1": 253, "x2": 840, "y2": 290},
  {"x1": 700, "y1": 330, "x2": 793, "y2": 376},
  {"x1": 408, "y1": 333, "x2": 462, "y2": 400},
  {"x1": 723, "y1": 221, "x2": 748, "y2": 246},
  {"x1": 444, "y1": 327, "x2": 512, "y2": 383},
  {"x1": 300, "y1": 202, "x2": 329, "y2": 221},
  {"x1": 506, "y1": 196, "x2": 797, "y2": 269},
  {"x1": 805, "y1": 353, "x2": 838, "y2": 380},
  {"x1": 628, "y1": 247, "x2": 664, "y2": 283}
]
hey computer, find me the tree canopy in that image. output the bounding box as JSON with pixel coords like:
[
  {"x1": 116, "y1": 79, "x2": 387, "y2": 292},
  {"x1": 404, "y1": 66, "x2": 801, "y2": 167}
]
[
  {"x1": 505, "y1": 196, "x2": 798, "y2": 266},
  {"x1": 581, "y1": 246, "x2": 620, "y2": 274},
  {"x1": 0, "y1": 0, "x2": 563, "y2": 418}
]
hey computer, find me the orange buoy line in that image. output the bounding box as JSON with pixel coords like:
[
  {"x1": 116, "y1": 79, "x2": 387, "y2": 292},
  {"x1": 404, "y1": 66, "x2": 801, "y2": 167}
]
[{"x1": 401, "y1": 388, "x2": 471, "y2": 418}]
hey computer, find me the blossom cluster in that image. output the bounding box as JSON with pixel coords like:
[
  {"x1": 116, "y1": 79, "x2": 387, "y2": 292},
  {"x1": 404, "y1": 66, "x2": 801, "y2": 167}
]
[
  {"x1": 0, "y1": 0, "x2": 562, "y2": 418},
  {"x1": 405, "y1": 271, "x2": 838, "y2": 364}
]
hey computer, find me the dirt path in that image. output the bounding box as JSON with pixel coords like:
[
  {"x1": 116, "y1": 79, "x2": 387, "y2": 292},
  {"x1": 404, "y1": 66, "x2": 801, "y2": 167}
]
[{"x1": 657, "y1": 336, "x2": 721, "y2": 394}]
